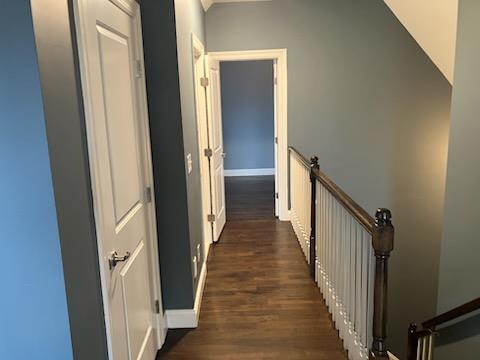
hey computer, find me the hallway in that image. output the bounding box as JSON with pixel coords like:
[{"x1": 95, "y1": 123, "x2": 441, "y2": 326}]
[{"x1": 158, "y1": 176, "x2": 347, "y2": 359}]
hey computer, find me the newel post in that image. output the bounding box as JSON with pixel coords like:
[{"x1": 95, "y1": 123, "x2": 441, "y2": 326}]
[
  {"x1": 370, "y1": 208, "x2": 394, "y2": 359},
  {"x1": 309, "y1": 156, "x2": 319, "y2": 278},
  {"x1": 407, "y1": 323, "x2": 418, "y2": 360}
]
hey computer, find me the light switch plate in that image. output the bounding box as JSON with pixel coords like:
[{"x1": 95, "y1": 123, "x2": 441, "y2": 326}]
[{"x1": 187, "y1": 153, "x2": 193, "y2": 174}]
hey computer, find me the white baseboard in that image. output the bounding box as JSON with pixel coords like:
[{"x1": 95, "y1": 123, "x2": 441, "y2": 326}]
[
  {"x1": 224, "y1": 168, "x2": 275, "y2": 177},
  {"x1": 165, "y1": 260, "x2": 207, "y2": 329}
]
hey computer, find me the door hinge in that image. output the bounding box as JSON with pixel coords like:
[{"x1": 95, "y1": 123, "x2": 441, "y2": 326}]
[
  {"x1": 135, "y1": 59, "x2": 143, "y2": 78},
  {"x1": 204, "y1": 148, "x2": 213, "y2": 158},
  {"x1": 155, "y1": 299, "x2": 160, "y2": 314},
  {"x1": 275, "y1": 137, "x2": 278, "y2": 144},
  {"x1": 274, "y1": 77, "x2": 278, "y2": 85},
  {"x1": 207, "y1": 214, "x2": 216, "y2": 223},
  {"x1": 145, "y1": 186, "x2": 153, "y2": 203},
  {"x1": 200, "y1": 77, "x2": 209, "y2": 87},
  {"x1": 276, "y1": 192, "x2": 279, "y2": 199}
]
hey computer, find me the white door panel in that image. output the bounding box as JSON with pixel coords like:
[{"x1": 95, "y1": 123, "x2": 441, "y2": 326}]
[
  {"x1": 207, "y1": 59, "x2": 226, "y2": 241},
  {"x1": 193, "y1": 40, "x2": 213, "y2": 255},
  {"x1": 75, "y1": 0, "x2": 160, "y2": 359}
]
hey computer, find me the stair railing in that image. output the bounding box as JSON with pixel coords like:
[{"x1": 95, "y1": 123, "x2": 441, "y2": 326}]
[
  {"x1": 289, "y1": 147, "x2": 394, "y2": 360},
  {"x1": 407, "y1": 297, "x2": 480, "y2": 360}
]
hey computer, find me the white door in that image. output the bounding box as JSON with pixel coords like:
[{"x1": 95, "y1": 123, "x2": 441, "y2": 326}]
[
  {"x1": 75, "y1": 1, "x2": 162, "y2": 359},
  {"x1": 192, "y1": 37, "x2": 214, "y2": 255},
  {"x1": 206, "y1": 58, "x2": 227, "y2": 242}
]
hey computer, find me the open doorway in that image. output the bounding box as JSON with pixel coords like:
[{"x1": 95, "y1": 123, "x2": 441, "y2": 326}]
[
  {"x1": 208, "y1": 50, "x2": 288, "y2": 226},
  {"x1": 220, "y1": 60, "x2": 276, "y2": 221},
  {"x1": 193, "y1": 47, "x2": 288, "y2": 247}
]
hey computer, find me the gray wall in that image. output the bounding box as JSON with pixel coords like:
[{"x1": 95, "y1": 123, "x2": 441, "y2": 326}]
[
  {"x1": 221, "y1": 60, "x2": 275, "y2": 170},
  {"x1": 31, "y1": 0, "x2": 111, "y2": 357},
  {"x1": 206, "y1": 1, "x2": 452, "y2": 357},
  {"x1": 436, "y1": 0, "x2": 480, "y2": 357},
  {"x1": 174, "y1": 0, "x2": 207, "y2": 298},
  {"x1": 0, "y1": 1, "x2": 73, "y2": 358},
  {"x1": 141, "y1": 0, "x2": 195, "y2": 310}
]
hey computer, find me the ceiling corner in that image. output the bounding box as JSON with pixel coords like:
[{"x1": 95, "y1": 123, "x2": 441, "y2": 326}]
[{"x1": 201, "y1": 0, "x2": 214, "y2": 11}]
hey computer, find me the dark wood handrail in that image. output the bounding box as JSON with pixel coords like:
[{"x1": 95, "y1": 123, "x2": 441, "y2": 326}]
[
  {"x1": 289, "y1": 146, "x2": 375, "y2": 232},
  {"x1": 423, "y1": 297, "x2": 480, "y2": 330},
  {"x1": 289, "y1": 146, "x2": 311, "y2": 168},
  {"x1": 312, "y1": 167, "x2": 375, "y2": 233},
  {"x1": 407, "y1": 297, "x2": 480, "y2": 359}
]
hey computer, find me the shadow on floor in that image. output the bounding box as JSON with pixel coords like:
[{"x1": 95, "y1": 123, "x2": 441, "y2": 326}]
[{"x1": 156, "y1": 329, "x2": 193, "y2": 358}]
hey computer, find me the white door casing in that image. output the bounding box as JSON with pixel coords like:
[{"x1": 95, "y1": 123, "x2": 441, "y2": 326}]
[
  {"x1": 74, "y1": 0, "x2": 165, "y2": 359},
  {"x1": 206, "y1": 57, "x2": 227, "y2": 242},
  {"x1": 192, "y1": 35, "x2": 213, "y2": 258},
  {"x1": 273, "y1": 60, "x2": 279, "y2": 217}
]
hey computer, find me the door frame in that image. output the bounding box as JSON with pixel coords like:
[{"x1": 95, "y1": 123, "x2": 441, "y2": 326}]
[
  {"x1": 192, "y1": 33, "x2": 214, "y2": 257},
  {"x1": 73, "y1": 0, "x2": 166, "y2": 357},
  {"x1": 207, "y1": 49, "x2": 289, "y2": 221}
]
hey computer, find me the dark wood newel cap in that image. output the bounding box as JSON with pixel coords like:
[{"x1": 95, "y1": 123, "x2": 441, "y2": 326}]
[
  {"x1": 375, "y1": 208, "x2": 392, "y2": 226},
  {"x1": 408, "y1": 323, "x2": 417, "y2": 334},
  {"x1": 373, "y1": 208, "x2": 394, "y2": 255}
]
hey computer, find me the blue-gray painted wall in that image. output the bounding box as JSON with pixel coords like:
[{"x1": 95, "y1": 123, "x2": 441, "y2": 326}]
[
  {"x1": 221, "y1": 60, "x2": 274, "y2": 170},
  {"x1": 436, "y1": 0, "x2": 480, "y2": 357},
  {"x1": 0, "y1": 2, "x2": 72, "y2": 359},
  {"x1": 174, "y1": 0, "x2": 208, "y2": 300},
  {"x1": 206, "y1": 1, "x2": 452, "y2": 357}
]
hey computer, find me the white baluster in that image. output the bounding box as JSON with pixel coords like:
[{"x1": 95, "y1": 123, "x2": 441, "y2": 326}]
[
  {"x1": 322, "y1": 184, "x2": 327, "y2": 296},
  {"x1": 428, "y1": 335, "x2": 433, "y2": 360},
  {"x1": 355, "y1": 222, "x2": 362, "y2": 352},
  {"x1": 360, "y1": 229, "x2": 368, "y2": 350},
  {"x1": 367, "y1": 239, "x2": 375, "y2": 351},
  {"x1": 417, "y1": 338, "x2": 422, "y2": 360}
]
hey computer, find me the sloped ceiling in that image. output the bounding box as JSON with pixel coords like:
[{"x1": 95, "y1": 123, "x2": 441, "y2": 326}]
[
  {"x1": 202, "y1": 0, "x2": 459, "y2": 83},
  {"x1": 384, "y1": 0, "x2": 459, "y2": 83}
]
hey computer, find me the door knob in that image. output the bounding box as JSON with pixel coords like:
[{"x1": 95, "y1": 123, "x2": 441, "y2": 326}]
[
  {"x1": 221, "y1": 152, "x2": 226, "y2": 158},
  {"x1": 108, "y1": 251, "x2": 131, "y2": 270}
]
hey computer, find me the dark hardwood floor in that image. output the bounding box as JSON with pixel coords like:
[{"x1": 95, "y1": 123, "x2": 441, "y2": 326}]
[
  {"x1": 225, "y1": 175, "x2": 275, "y2": 221},
  {"x1": 157, "y1": 176, "x2": 347, "y2": 359}
]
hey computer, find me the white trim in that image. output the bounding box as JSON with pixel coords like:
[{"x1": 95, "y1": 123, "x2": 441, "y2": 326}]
[
  {"x1": 224, "y1": 168, "x2": 275, "y2": 177},
  {"x1": 208, "y1": 49, "x2": 289, "y2": 221},
  {"x1": 133, "y1": 6, "x2": 167, "y2": 347},
  {"x1": 165, "y1": 261, "x2": 207, "y2": 328}
]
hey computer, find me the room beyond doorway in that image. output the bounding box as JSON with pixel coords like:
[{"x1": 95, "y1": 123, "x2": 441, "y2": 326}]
[
  {"x1": 220, "y1": 60, "x2": 276, "y2": 221},
  {"x1": 221, "y1": 60, "x2": 275, "y2": 179}
]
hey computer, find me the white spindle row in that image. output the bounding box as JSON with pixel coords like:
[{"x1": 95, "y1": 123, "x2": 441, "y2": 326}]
[
  {"x1": 316, "y1": 181, "x2": 375, "y2": 360},
  {"x1": 289, "y1": 152, "x2": 311, "y2": 262},
  {"x1": 417, "y1": 334, "x2": 434, "y2": 360}
]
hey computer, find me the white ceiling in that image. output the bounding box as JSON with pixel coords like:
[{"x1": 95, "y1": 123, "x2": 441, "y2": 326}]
[{"x1": 384, "y1": 0, "x2": 458, "y2": 83}]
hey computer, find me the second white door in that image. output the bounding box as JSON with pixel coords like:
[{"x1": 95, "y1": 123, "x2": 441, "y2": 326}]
[{"x1": 206, "y1": 58, "x2": 226, "y2": 242}]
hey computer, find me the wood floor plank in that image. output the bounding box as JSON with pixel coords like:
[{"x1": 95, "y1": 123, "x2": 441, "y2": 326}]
[{"x1": 157, "y1": 176, "x2": 347, "y2": 360}]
